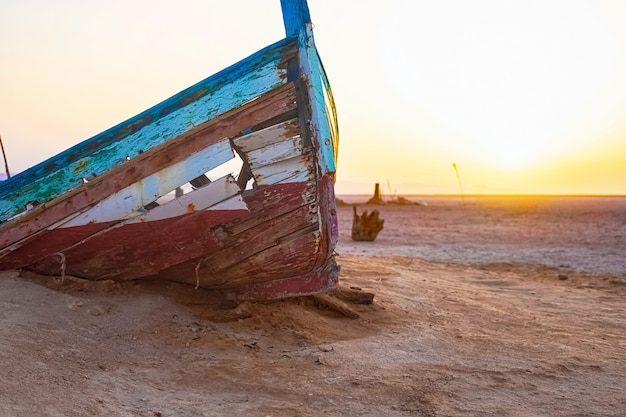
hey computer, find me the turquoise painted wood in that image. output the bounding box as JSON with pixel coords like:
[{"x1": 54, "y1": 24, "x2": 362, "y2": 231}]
[
  {"x1": 0, "y1": 0, "x2": 338, "y2": 222},
  {"x1": 280, "y1": 0, "x2": 311, "y2": 37},
  {"x1": 0, "y1": 38, "x2": 294, "y2": 221},
  {"x1": 281, "y1": 0, "x2": 338, "y2": 176},
  {"x1": 305, "y1": 46, "x2": 338, "y2": 175}
]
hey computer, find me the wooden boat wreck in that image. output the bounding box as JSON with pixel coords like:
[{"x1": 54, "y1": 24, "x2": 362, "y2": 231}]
[{"x1": 0, "y1": 0, "x2": 339, "y2": 300}]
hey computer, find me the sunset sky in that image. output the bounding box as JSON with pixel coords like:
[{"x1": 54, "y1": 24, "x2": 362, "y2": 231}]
[{"x1": 1, "y1": 0, "x2": 625, "y2": 195}]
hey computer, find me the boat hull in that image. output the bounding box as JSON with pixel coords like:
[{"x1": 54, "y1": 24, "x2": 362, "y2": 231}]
[
  {"x1": 0, "y1": 2, "x2": 339, "y2": 300},
  {"x1": 3, "y1": 178, "x2": 338, "y2": 299}
]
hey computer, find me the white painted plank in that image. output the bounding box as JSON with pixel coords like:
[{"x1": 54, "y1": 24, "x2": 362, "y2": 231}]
[
  {"x1": 253, "y1": 155, "x2": 313, "y2": 186},
  {"x1": 60, "y1": 140, "x2": 234, "y2": 227},
  {"x1": 126, "y1": 175, "x2": 245, "y2": 223},
  {"x1": 206, "y1": 194, "x2": 248, "y2": 211},
  {"x1": 206, "y1": 194, "x2": 250, "y2": 211},
  {"x1": 233, "y1": 119, "x2": 300, "y2": 152},
  {"x1": 245, "y1": 136, "x2": 306, "y2": 168}
]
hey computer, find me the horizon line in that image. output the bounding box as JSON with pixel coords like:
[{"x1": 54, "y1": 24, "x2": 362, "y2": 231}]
[{"x1": 336, "y1": 193, "x2": 626, "y2": 198}]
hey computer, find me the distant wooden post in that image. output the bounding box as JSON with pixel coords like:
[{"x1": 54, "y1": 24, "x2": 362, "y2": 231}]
[
  {"x1": 0, "y1": 133, "x2": 10, "y2": 180},
  {"x1": 366, "y1": 182, "x2": 384, "y2": 205},
  {"x1": 351, "y1": 206, "x2": 384, "y2": 241}
]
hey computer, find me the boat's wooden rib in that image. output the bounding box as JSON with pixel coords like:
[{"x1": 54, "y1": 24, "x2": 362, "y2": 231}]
[
  {"x1": 253, "y1": 155, "x2": 314, "y2": 187},
  {"x1": 245, "y1": 136, "x2": 307, "y2": 168},
  {"x1": 237, "y1": 132, "x2": 307, "y2": 171},
  {"x1": 233, "y1": 119, "x2": 302, "y2": 153}
]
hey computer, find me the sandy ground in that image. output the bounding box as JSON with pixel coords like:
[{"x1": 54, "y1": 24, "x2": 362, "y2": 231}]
[{"x1": 1, "y1": 195, "x2": 625, "y2": 416}]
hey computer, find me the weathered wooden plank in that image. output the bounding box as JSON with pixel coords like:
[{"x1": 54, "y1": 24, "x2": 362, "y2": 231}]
[
  {"x1": 26, "y1": 200, "x2": 248, "y2": 280},
  {"x1": 232, "y1": 257, "x2": 339, "y2": 301},
  {"x1": 253, "y1": 154, "x2": 313, "y2": 186},
  {"x1": 228, "y1": 181, "x2": 315, "y2": 236},
  {"x1": 233, "y1": 119, "x2": 300, "y2": 153},
  {"x1": 209, "y1": 203, "x2": 318, "y2": 270},
  {"x1": 311, "y1": 293, "x2": 359, "y2": 318},
  {"x1": 0, "y1": 221, "x2": 118, "y2": 270},
  {"x1": 228, "y1": 175, "x2": 334, "y2": 282},
  {"x1": 327, "y1": 287, "x2": 375, "y2": 305},
  {"x1": 157, "y1": 198, "x2": 318, "y2": 281},
  {"x1": 18, "y1": 175, "x2": 335, "y2": 297},
  {"x1": 60, "y1": 140, "x2": 234, "y2": 227},
  {"x1": 125, "y1": 175, "x2": 243, "y2": 224},
  {"x1": 310, "y1": 172, "x2": 339, "y2": 270},
  {"x1": 152, "y1": 230, "x2": 323, "y2": 290},
  {"x1": 0, "y1": 38, "x2": 298, "y2": 221},
  {"x1": 245, "y1": 136, "x2": 306, "y2": 168},
  {"x1": 0, "y1": 83, "x2": 298, "y2": 250},
  {"x1": 211, "y1": 231, "x2": 321, "y2": 286}
]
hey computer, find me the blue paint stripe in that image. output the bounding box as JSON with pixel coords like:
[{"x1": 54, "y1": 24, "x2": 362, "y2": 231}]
[{"x1": 280, "y1": 0, "x2": 311, "y2": 37}]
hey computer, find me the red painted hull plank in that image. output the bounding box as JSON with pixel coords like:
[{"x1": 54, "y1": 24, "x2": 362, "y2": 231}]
[
  {"x1": 233, "y1": 257, "x2": 340, "y2": 301},
  {"x1": 26, "y1": 208, "x2": 247, "y2": 280},
  {"x1": 0, "y1": 221, "x2": 117, "y2": 270}
]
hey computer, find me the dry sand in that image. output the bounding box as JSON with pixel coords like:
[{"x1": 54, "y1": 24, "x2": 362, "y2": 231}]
[{"x1": 1, "y1": 195, "x2": 625, "y2": 416}]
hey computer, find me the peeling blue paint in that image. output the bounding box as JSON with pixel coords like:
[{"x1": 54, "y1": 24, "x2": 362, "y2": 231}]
[
  {"x1": 0, "y1": 39, "x2": 296, "y2": 221},
  {"x1": 0, "y1": 0, "x2": 339, "y2": 225}
]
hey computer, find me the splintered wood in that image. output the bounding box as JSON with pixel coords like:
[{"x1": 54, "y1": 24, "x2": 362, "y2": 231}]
[{"x1": 351, "y1": 206, "x2": 384, "y2": 242}]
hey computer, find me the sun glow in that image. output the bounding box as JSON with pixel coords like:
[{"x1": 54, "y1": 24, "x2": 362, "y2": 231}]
[
  {"x1": 379, "y1": 0, "x2": 619, "y2": 171},
  {"x1": 1, "y1": 0, "x2": 625, "y2": 195}
]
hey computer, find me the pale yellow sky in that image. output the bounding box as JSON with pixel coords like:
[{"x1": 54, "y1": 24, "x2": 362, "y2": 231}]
[{"x1": 1, "y1": 0, "x2": 625, "y2": 195}]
